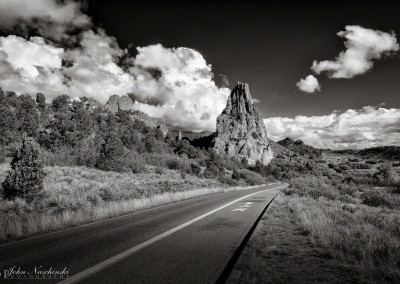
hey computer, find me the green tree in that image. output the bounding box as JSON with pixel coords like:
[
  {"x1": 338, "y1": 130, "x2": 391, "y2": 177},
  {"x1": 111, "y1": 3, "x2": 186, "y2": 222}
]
[
  {"x1": 2, "y1": 136, "x2": 45, "y2": 201},
  {"x1": 36, "y1": 93, "x2": 46, "y2": 108},
  {"x1": 374, "y1": 162, "x2": 398, "y2": 184},
  {"x1": 18, "y1": 95, "x2": 40, "y2": 138},
  {"x1": 96, "y1": 132, "x2": 126, "y2": 172}
]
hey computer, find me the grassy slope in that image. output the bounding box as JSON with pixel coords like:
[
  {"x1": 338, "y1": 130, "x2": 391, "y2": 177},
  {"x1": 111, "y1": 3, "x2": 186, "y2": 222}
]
[{"x1": 0, "y1": 163, "x2": 261, "y2": 242}]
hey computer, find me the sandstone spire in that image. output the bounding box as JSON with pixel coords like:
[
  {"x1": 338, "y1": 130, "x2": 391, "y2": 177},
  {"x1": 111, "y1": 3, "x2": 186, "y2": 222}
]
[{"x1": 213, "y1": 82, "x2": 273, "y2": 165}]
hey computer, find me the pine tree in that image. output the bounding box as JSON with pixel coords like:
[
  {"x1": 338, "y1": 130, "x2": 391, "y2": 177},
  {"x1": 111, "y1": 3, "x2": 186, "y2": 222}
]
[
  {"x1": 2, "y1": 135, "x2": 45, "y2": 201},
  {"x1": 96, "y1": 132, "x2": 126, "y2": 172},
  {"x1": 36, "y1": 93, "x2": 46, "y2": 109}
]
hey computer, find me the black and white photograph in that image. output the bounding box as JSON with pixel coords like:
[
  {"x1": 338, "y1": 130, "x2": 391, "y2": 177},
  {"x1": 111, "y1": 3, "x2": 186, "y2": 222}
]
[{"x1": 0, "y1": 0, "x2": 399, "y2": 283}]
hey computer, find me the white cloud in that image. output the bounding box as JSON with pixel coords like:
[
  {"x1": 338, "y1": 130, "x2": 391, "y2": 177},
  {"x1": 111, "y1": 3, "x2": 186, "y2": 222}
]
[
  {"x1": 0, "y1": 0, "x2": 230, "y2": 132},
  {"x1": 296, "y1": 75, "x2": 320, "y2": 93},
  {"x1": 264, "y1": 106, "x2": 400, "y2": 149},
  {"x1": 312, "y1": 25, "x2": 399, "y2": 78},
  {"x1": 63, "y1": 30, "x2": 136, "y2": 103},
  {"x1": 130, "y1": 44, "x2": 230, "y2": 131},
  {"x1": 0, "y1": 35, "x2": 67, "y2": 96},
  {"x1": 0, "y1": 0, "x2": 90, "y2": 40},
  {"x1": 0, "y1": 31, "x2": 136, "y2": 103}
]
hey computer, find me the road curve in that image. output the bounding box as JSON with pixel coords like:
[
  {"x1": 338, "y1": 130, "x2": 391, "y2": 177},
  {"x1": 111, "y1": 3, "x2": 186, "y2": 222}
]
[{"x1": 0, "y1": 183, "x2": 286, "y2": 283}]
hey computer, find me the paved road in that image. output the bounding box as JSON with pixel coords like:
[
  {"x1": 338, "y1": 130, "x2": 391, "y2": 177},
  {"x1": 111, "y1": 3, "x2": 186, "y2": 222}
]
[{"x1": 0, "y1": 183, "x2": 286, "y2": 283}]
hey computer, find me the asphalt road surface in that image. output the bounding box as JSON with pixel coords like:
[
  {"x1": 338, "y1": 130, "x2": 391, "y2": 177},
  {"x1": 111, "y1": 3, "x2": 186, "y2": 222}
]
[{"x1": 0, "y1": 183, "x2": 286, "y2": 283}]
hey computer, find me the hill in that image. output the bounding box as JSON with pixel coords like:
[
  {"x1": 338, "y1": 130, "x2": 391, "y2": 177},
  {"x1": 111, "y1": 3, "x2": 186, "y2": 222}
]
[
  {"x1": 356, "y1": 146, "x2": 400, "y2": 161},
  {"x1": 278, "y1": 137, "x2": 322, "y2": 158}
]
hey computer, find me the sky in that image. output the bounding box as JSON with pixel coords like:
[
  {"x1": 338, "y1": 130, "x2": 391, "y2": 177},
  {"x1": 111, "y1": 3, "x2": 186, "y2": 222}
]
[{"x1": 0, "y1": 0, "x2": 399, "y2": 149}]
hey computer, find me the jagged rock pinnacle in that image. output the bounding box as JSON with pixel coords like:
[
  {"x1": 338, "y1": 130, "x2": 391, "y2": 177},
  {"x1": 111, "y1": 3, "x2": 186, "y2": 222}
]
[{"x1": 213, "y1": 82, "x2": 273, "y2": 165}]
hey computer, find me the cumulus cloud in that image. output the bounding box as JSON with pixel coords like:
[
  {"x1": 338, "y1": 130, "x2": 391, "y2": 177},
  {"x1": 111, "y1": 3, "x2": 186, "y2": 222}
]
[
  {"x1": 312, "y1": 25, "x2": 399, "y2": 78},
  {"x1": 264, "y1": 106, "x2": 400, "y2": 150},
  {"x1": 0, "y1": 0, "x2": 230, "y2": 132},
  {"x1": 130, "y1": 44, "x2": 229, "y2": 131},
  {"x1": 296, "y1": 75, "x2": 320, "y2": 93},
  {"x1": 0, "y1": 0, "x2": 90, "y2": 40},
  {"x1": 0, "y1": 31, "x2": 136, "y2": 103}
]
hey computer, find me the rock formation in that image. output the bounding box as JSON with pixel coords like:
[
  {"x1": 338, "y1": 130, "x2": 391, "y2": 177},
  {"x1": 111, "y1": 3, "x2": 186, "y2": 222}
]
[
  {"x1": 104, "y1": 95, "x2": 134, "y2": 113},
  {"x1": 212, "y1": 82, "x2": 273, "y2": 165},
  {"x1": 104, "y1": 95, "x2": 168, "y2": 136}
]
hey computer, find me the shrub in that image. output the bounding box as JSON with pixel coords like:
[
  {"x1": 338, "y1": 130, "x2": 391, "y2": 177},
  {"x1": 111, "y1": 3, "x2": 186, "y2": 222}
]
[
  {"x1": 373, "y1": 162, "x2": 398, "y2": 185},
  {"x1": 75, "y1": 136, "x2": 101, "y2": 167},
  {"x1": 218, "y1": 175, "x2": 239, "y2": 186},
  {"x1": 232, "y1": 169, "x2": 241, "y2": 181},
  {"x1": 204, "y1": 163, "x2": 220, "y2": 178},
  {"x1": 0, "y1": 147, "x2": 6, "y2": 163},
  {"x1": 95, "y1": 133, "x2": 127, "y2": 172},
  {"x1": 238, "y1": 169, "x2": 265, "y2": 185},
  {"x1": 361, "y1": 189, "x2": 395, "y2": 209},
  {"x1": 124, "y1": 151, "x2": 146, "y2": 173},
  {"x1": 166, "y1": 156, "x2": 188, "y2": 172},
  {"x1": 155, "y1": 167, "x2": 165, "y2": 175},
  {"x1": 190, "y1": 163, "x2": 201, "y2": 176},
  {"x1": 142, "y1": 136, "x2": 162, "y2": 153},
  {"x1": 2, "y1": 136, "x2": 45, "y2": 202}
]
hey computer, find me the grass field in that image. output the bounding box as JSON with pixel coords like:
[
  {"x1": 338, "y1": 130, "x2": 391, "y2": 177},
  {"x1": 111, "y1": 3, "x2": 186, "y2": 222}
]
[
  {"x1": 0, "y1": 163, "x2": 261, "y2": 242},
  {"x1": 234, "y1": 175, "x2": 400, "y2": 283}
]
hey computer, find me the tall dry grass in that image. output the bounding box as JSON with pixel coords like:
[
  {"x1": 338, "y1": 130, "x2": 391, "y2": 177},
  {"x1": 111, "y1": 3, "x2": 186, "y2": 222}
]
[
  {"x1": 0, "y1": 164, "x2": 263, "y2": 242},
  {"x1": 285, "y1": 176, "x2": 400, "y2": 282}
]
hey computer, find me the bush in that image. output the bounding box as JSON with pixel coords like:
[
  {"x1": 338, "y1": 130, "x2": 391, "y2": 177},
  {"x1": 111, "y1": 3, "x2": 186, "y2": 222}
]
[
  {"x1": 75, "y1": 136, "x2": 101, "y2": 167},
  {"x1": 373, "y1": 162, "x2": 398, "y2": 185},
  {"x1": 238, "y1": 169, "x2": 265, "y2": 185},
  {"x1": 2, "y1": 136, "x2": 45, "y2": 202},
  {"x1": 95, "y1": 133, "x2": 127, "y2": 172},
  {"x1": 204, "y1": 163, "x2": 220, "y2": 178},
  {"x1": 232, "y1": 169, "x2": 241, "y2": 181},
  {"x1": 190, "y1": 163, "x2": 201, "y2": 176},
  {"x1": 42, "y1": 148, "x2": 76, "y2": 166},
  {"x1": 124, "y1": 151, "x2": 146, "y2": 173},
  {"x1": 0, "y1": 147, "x2": 6, "y2": 163},
  {"x1": 361, "y1": 189, "x2": 395, "y2": 209},
  {"x1": 166, "y1": 156, "x2": 188, "y2": 172},
  {"x1": 142, "y1": 136, "x2": 162, "y2": 153},
  {"x1": 155, "y1": 167, "x2": 165, "y2": 175},
  {"x1": 218, "y1": 175, "x2": 239, "y2": 186}
]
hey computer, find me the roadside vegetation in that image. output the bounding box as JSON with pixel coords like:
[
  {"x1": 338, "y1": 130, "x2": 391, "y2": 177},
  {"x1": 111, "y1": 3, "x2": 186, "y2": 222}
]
[
  {"x1": 236, "y1": 143, "x2": 400, "y2": 283},
  {"x1": 0, "y1": 88, "x2": 270, "y2": 241}
]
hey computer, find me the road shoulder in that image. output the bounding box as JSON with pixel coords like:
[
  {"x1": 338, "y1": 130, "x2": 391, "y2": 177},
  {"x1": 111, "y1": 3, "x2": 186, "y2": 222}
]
[{"x1": 229, "y1": 194, "x2": 358, "y2": 283}]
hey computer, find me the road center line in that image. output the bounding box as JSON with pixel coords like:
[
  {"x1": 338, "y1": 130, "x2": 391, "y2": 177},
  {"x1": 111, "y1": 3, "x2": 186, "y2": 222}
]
[{"x1": 59, "y1": 184, "x2": 286, "y2": 284}]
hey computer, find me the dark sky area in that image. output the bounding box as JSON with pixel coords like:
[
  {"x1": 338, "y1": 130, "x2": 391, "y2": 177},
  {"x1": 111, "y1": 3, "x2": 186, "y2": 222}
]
[{"x1": 87, "y1": 0, "x2": 400, "y2": 118}]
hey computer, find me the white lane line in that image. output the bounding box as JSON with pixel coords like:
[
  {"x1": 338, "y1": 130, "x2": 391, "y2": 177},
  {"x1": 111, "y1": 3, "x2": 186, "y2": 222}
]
[
  {"x1": 59, "y1": 185, "x2": 286, "y2": 284},
  {"x1": 0, "y1": 184, "x2": 270, "y2": 248}
]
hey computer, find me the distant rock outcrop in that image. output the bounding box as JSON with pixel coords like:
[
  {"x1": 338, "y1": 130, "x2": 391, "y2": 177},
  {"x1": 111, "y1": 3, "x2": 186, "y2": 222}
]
[
  {"x1": 104, "y1": 95, "x2": 168, "y2": 136},
  {"x1": 212, "y1": 82, "x2": 273, "y2": 165},
  {"x1": 104, "y1": 95, "x2": 134, "y2": 113}
]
